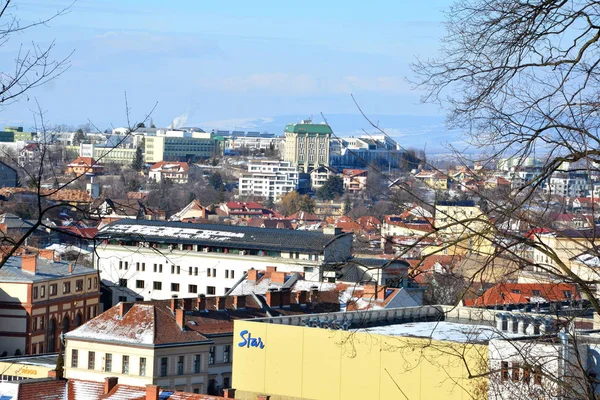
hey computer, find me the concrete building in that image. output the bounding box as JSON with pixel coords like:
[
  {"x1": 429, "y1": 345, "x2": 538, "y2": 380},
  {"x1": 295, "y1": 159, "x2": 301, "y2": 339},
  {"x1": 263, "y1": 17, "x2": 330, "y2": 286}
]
[
  {"x1": 329, "y1": 135, "x2": 411, "y2": 170},
  {"x1": 238, "y1": 160, "x2": 298, "y2": 200},
  {"x1": 231, "y1": 305, "x2": 562, "y2": 400},
  {"x1": 342, "y1": 168, "x2": 368, "y2": 193},
  {"x1": 543, "y1": 170, "x2": 591, "y2": 197},
  {"x1": 145, "y1": 130, "x2": 220, "y2": 163},
  {"x1": 0, "y1": 161, "x2": 18, "y2": 187},
  {"x1": 0, "y1": 251, "x2": 100, "y2": 356},
  {"x1": 64, "y1": 293, "x2": 340, "y2": 394},
  {"x1": 94, "y1": 220, "x2": 353, "y2": 306},
  {"x1": 283, "y1": 120, "x2": 332, "y2": 173}
]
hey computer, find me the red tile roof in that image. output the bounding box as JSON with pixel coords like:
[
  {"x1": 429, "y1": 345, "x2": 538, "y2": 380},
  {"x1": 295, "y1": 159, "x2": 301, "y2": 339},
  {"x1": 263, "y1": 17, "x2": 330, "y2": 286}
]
[
  {"x1": 17, "y1": 379, "x2": 67, "y2": 400},
  {"x1": 463, "y1": 283, "x2": 580, "y2": 307},
  {"x1": 149, "y1": 161, "x2": 190, "y2": 172}
]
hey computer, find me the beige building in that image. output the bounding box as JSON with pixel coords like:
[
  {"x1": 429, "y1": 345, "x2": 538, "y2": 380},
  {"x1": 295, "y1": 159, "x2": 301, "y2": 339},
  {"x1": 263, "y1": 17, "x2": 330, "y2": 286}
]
[
  {"x1": 145, "y1": 131, "x2": 219, "y2": 163},
  {"x1": 283, "y1": 120, "x2": 331, "y2": 173},
  {"x1": 0, "y1": 250, "x2": 100, "y2": 356}
]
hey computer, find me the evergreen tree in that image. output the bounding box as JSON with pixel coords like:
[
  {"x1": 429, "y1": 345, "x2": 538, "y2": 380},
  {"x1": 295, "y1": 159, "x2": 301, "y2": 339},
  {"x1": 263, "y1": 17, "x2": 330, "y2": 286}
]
[
  {"x1": 316, "y1": 175, "x2": 344, "y2": 200},
  {"x1": 131, "y1": 146, "x2": 144, "y2": 171}
]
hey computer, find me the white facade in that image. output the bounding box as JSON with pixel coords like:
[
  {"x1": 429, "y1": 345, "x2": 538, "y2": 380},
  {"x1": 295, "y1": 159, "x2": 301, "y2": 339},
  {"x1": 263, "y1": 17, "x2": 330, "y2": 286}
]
[{"x1": 238, "y1": 160, "x2": 298, "y2": 200}]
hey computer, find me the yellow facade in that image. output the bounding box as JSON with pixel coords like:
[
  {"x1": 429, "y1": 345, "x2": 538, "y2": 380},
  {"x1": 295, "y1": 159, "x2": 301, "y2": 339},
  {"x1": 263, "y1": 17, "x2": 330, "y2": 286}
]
[{"x1": 232, "y1": 320, "x2": 488, "y2": 400}]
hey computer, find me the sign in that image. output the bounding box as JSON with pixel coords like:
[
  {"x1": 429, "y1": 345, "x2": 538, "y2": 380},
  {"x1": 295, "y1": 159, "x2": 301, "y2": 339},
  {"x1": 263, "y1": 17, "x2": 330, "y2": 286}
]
[{"x1": 238, "y1": 329, "x2": 265, "y2": 349}]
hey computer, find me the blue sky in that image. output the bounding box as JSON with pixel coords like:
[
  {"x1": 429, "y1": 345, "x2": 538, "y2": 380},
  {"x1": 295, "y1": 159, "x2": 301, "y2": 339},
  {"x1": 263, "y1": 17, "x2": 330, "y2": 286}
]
[{"x1": 0, "y1": 0, "x2": 459, "y2": 151}]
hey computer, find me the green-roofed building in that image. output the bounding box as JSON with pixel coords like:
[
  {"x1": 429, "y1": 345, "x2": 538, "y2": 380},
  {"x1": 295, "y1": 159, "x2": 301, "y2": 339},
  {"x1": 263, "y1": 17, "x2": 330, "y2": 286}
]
[{"x1": 284, "y1": 119, "x2": 331, "y2": 172}]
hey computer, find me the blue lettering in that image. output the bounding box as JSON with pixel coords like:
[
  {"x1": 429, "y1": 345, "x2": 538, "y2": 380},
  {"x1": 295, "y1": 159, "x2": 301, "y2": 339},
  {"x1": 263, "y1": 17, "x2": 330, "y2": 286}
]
[{"x1": 237, "y1": 330, "x2": 265, "y2": 349}]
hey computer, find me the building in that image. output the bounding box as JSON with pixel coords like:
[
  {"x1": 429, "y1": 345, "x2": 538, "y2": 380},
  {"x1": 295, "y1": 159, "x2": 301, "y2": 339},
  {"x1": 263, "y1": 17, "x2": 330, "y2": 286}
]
[
  {"x1": 145, "y1": 130, "x2": 220, "y2": 163},
  {"x1": 65, "y1": 156, "x2": 104, "y2": 176},
  {"x1": 329, "y1": 134, "x2": 413, "y2": 170},
  {"x1": 65, "y1": 293, "x2": 339, "y2": 394},
  {"x1": 169, "y1": 200, "x2": 210, "y2": 222},
  {"x1": 231, "y1": 305, "x2": 561, "y2": 400},
  {"x1": 543, "y1": 170, "x2": 591, "y2": 197},
  {"x1": 0, "y1": 353, "x2": 58, "y2": 381},
  {"x1": 0, "y1": 251, "x2": 100, "y2": 356},
  {"x1": 463, "y1": 282, "x2": 580, "y2": 307},
  {"x1": 78, "y1": 143, "x2": 138, "y2": 166},
  {"x1": 342, "y1": 169, "x2": 368, "y2": 193},
  {"x1": 0, "y1": 161, "x2": 18, "y2": 187},
  {"x1": 238, "y1": 160, "x2": 298, "y2": 200},
  {"x1": 414, "y1": 170, "x2": 449, "y2": 190},
  {"x1": 94, "y1": 220, "x2": 352, "y2": 306},
  {"x1": 149, "y1": 161, "x2": 190, "y2": 183},
  {"x1": 283, "y1": 120, "x2": 332, "y2": 173}
]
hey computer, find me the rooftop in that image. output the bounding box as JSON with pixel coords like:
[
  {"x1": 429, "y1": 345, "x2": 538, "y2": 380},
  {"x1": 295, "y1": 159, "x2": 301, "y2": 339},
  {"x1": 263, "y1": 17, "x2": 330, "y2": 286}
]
[
  {"x1": 96, "y1": 219, "x2": 348, "y2": 254},
  {"x1": 0, "y1": 256, "x2": 96, "y2": 283}
]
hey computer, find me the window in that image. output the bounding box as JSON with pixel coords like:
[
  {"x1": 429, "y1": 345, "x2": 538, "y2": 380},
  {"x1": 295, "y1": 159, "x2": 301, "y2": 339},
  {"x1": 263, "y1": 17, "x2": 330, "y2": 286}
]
[
  {"x1": 136, "y1": 280, "x2": 145, "y2": 289},
  {"x1": 225, "y1": 270, "x2": 229, "y2": 279},
  {"x1": 124, "y1": 261, "x2": 128, "y2": 270},
  {"x1": 194, "y1": 354, "x2": 201, "y2": 373},
  {"x1": 563, "y1": 290, "x2": 572, "y2": 299},
  {"x1": 177, "y1": 265, "x2": 180, "y2": 274},
  {"x1": 118, "y1": 279, "x2": 127, "y2": 287},
  {"x1": 207, "y1": 268, "x2": 211, "y2": 277},
  {"x1": 224, "y1": 376, "x2": 230, "y2": 388},
  {"x1": 207, "y1": 286, "x2": 216, "y2": 295},
  {"x1": 122, "y1": 355, "x2": 129, "y2": 374},
  {"x1": 189, "y1": 267, "x2": 192, "y2": 276},
  {"x1": 171, "y1": 283, "x2": 180, "y2": 292},
  {"x1": 188, "y1": 285, "x2": 197, "y2": 293},
  {"x1": 105, "y1": 353, "x2": 112, "y2": 372},
  {"x1": 71, "y1": 349, "x2": 78, "y2": 368},
  {"x1": 153, "y1": 281, "x2": 162, "y2": 290},
  {"x1": 141, "y1": 263, "x2": 145, "y2": 271},
  {"x1": 501, "y1": 361, "x2": 509, "y2": 381},
  {"x1": 223, "y1": 345, "x2": 230, "y2": 363},
  {"x1": 177, "y1": 356, "x2": 184, "y2": 375},
  {"x1": 231, "y1": 270, "x2": 235, "y2": 279},
  {"x1": 171, "y1": 265, "x2": 175, "y2": 274},
  {"x1": 119, "y1": 261, "x2": 123, "y2": 270},
  {"x1": 32, "y1": 318, "x2": 37, "y2": 331},
  {"x1": 139, "y1": 357, "x2": 146, "y2": 376},
  {"x1": 212, "y1": 268, "x2": 216, "y2": 276},
  {"x1": 40, "y1": 286, "x2": 45, "y2": 298},
  {"x1": 159, "y1": 264, "x2": 163, "y2": 273},
  {"x1": 33, "y1": 287, "x2": 38, "y2": 299},
  {"x1": 194, "y1": 267, "x2": 198, "y2": 276},
  {"x1": 209, "y1": 346, "x2": 215, "y2": 365},
  {"x1": 63, "y1": 282, "x2": 71, "y2": 294},
  {"x1": 88, "y1": 351, "x2": 95, "y2": 369},
  {"x1": 523, "y1": 366, "x2": 531, "y2": 384},
  {"x1": 136, "y1": 262, "x2": 140, "y2": 271},
  {"x1": 94, "y1": 278, "x2": 98, "y2": 288},
  {"x1": 49, "y1": 284, "x2": 57, "y2": 296},
  {"x1": 511, "y1": 362, "x2": 520, "y2": 382},
  {"x1": 154, "y1": 264, "x2": 157, "y2": 272},
  {"x1": 76, "y1": 279, "x2": 83, "y2": 292},
  {"x1": 160, "y1": 357, "x2": 168, "y2": 377},
  {"x1": 40, "y1": 317, "x2": 44, "y2": 330}
]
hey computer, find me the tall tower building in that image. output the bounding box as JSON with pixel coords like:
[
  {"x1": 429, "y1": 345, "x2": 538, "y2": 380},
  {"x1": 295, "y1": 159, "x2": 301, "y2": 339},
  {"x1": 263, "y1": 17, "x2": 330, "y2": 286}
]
[{"x1": 284, "y1": 120, "x2": 332, "y2": 173}]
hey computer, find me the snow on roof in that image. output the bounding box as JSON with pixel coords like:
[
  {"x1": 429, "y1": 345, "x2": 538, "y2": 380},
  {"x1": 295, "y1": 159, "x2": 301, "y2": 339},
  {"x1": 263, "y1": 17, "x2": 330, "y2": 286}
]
[
  {"x1": 358, "y1": 321, "x2": 517, "y2": 344},
  {"x1": 0, "y1": 382, "x2": 18, "y2": 399}
]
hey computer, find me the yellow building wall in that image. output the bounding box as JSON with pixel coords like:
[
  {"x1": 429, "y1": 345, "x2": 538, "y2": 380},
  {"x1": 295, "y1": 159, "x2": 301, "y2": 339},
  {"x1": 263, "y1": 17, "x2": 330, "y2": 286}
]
[{"x1": 232, "y1": 321, "x2": 488, "y2": 400}]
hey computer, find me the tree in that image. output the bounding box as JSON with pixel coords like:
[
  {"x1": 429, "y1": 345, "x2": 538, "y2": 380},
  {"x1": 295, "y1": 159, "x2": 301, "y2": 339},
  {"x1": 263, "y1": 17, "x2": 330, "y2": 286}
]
[
  {"x1": 72, "y1": 129, "x2": 86, "y2": 146},
  {"x1": 277, "y1": 191, "x2": 301, "y2": 216},
  {"x1": 264, "y1": 197, "x2": 275, "y2": 210},
  {"x1": 298, "y1": 195, "x2": 316, "y2": 213},
  {"x1": 316, "y1": 175, "x2": 344, "y2": 200},
  {"x1": 131, "y1": 146, "x2": 144, "y2": 171},
  {"x1": 208, "y1": 172, "x2": 223, "y2": 191},
  {"x1": 137, "y1": 122, "x2": 146, "y2": 129},
  {"x1": 408, "y1": 1, "x2": 600, "y2": 397}
]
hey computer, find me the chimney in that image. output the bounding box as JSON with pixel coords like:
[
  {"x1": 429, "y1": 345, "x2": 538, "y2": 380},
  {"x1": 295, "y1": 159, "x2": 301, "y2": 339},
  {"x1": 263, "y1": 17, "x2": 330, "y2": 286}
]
[
  {"x1": 296, "y1": 290, "x2": 308, "y2": 305},
  {"x1": 363, "y1": 282, "x2": 377, "y2": 299},
  {"x1": 280, "y1": 288, "x2": 291, "y2": 308},
  {"x1": 170, "y1": 295, "x2": 179, "y2": 311},
  {"x1": 175, "y1": 308, "x2": 185, "y2": 330},
  {"x1": 197, "y1": 294, "x2": 206, "y2": 311},
  {"x1": 104, "y1": 377, "x2": 118, "y2": 395},
  {"x1": 266, "y1": 266, "x2": 277, "y2": 273},
  {"x1": 377, "y1": 285, "x2": 388, "y2": 301},
  {"x1": 182, "y1": 297, "x2": 193, "y2": 311},
  {"x1": 68, "y1": 263, "x2": 74, "y2": 274},
  {"x1": 222, "y1": 388, "x2": 236, "y2": 399},
  {"x1": 247, "y1": 269, "x2": 258, "y2": 281},
  {"x1": 145, "y1": 385, "x2": 160, "y2": 400},
  {"x1": 217, "y1": 296, "x2": 227, "y2": 311},
  {"x1": 21, "y1": 254, "x2": 37, "y2": 274},
  {"x1": 119, "y1": 302, "x2": 133, "y2": 317},
  {"x1": 266, "y1": 288, "x2": 281, "y2": 308},
  {"x1": 233, "y1": 295, "x2": 246, "y2": 310},
  {"x1": 38, "y1": 249, "x2": 55, "y2": 260},
  {"x1": 323, "y1": 226, "x2": 342, "y2": 235},
  {"x1": 271, "y1": 271, "x2": 286, "y2": 284}
]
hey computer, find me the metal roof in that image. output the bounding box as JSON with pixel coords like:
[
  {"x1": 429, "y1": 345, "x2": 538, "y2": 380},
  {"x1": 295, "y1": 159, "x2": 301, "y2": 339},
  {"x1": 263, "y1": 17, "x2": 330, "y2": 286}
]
[
  {"x1": 284, "y1": 122, "x2": 333, "y2": 135},
  {"x1": 0, "y1": 257, "x2": 96, "y2": 283},
  {"x1": 96, "y1": 219, "x2": 349, "y2": 254}
]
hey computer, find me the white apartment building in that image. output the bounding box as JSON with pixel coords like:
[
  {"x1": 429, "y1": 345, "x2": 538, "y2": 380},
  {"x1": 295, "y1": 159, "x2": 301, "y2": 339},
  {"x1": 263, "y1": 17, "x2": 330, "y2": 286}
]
[
  {"x1": 543, "y1": 170, "x2": 591, "y2": 197},
  {"x1": 94, "y1": 220, "x2": 353, "y2": 306},
  {"x1": 238, "y1": 160, "x2": 298, "y2": 200}
]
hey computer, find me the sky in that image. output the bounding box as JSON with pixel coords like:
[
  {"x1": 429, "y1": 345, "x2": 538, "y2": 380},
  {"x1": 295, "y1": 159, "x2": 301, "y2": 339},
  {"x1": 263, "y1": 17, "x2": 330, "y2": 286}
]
[{"x1": 0, "y1": 0, "x2": 460, "y2": 153}]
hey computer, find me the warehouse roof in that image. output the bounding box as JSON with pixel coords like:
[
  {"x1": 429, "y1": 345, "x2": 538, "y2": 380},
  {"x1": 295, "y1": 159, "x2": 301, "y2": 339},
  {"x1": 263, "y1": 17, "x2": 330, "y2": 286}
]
[{"x1": 96, "y1": 219, "x2": 350, "y2": 254}]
